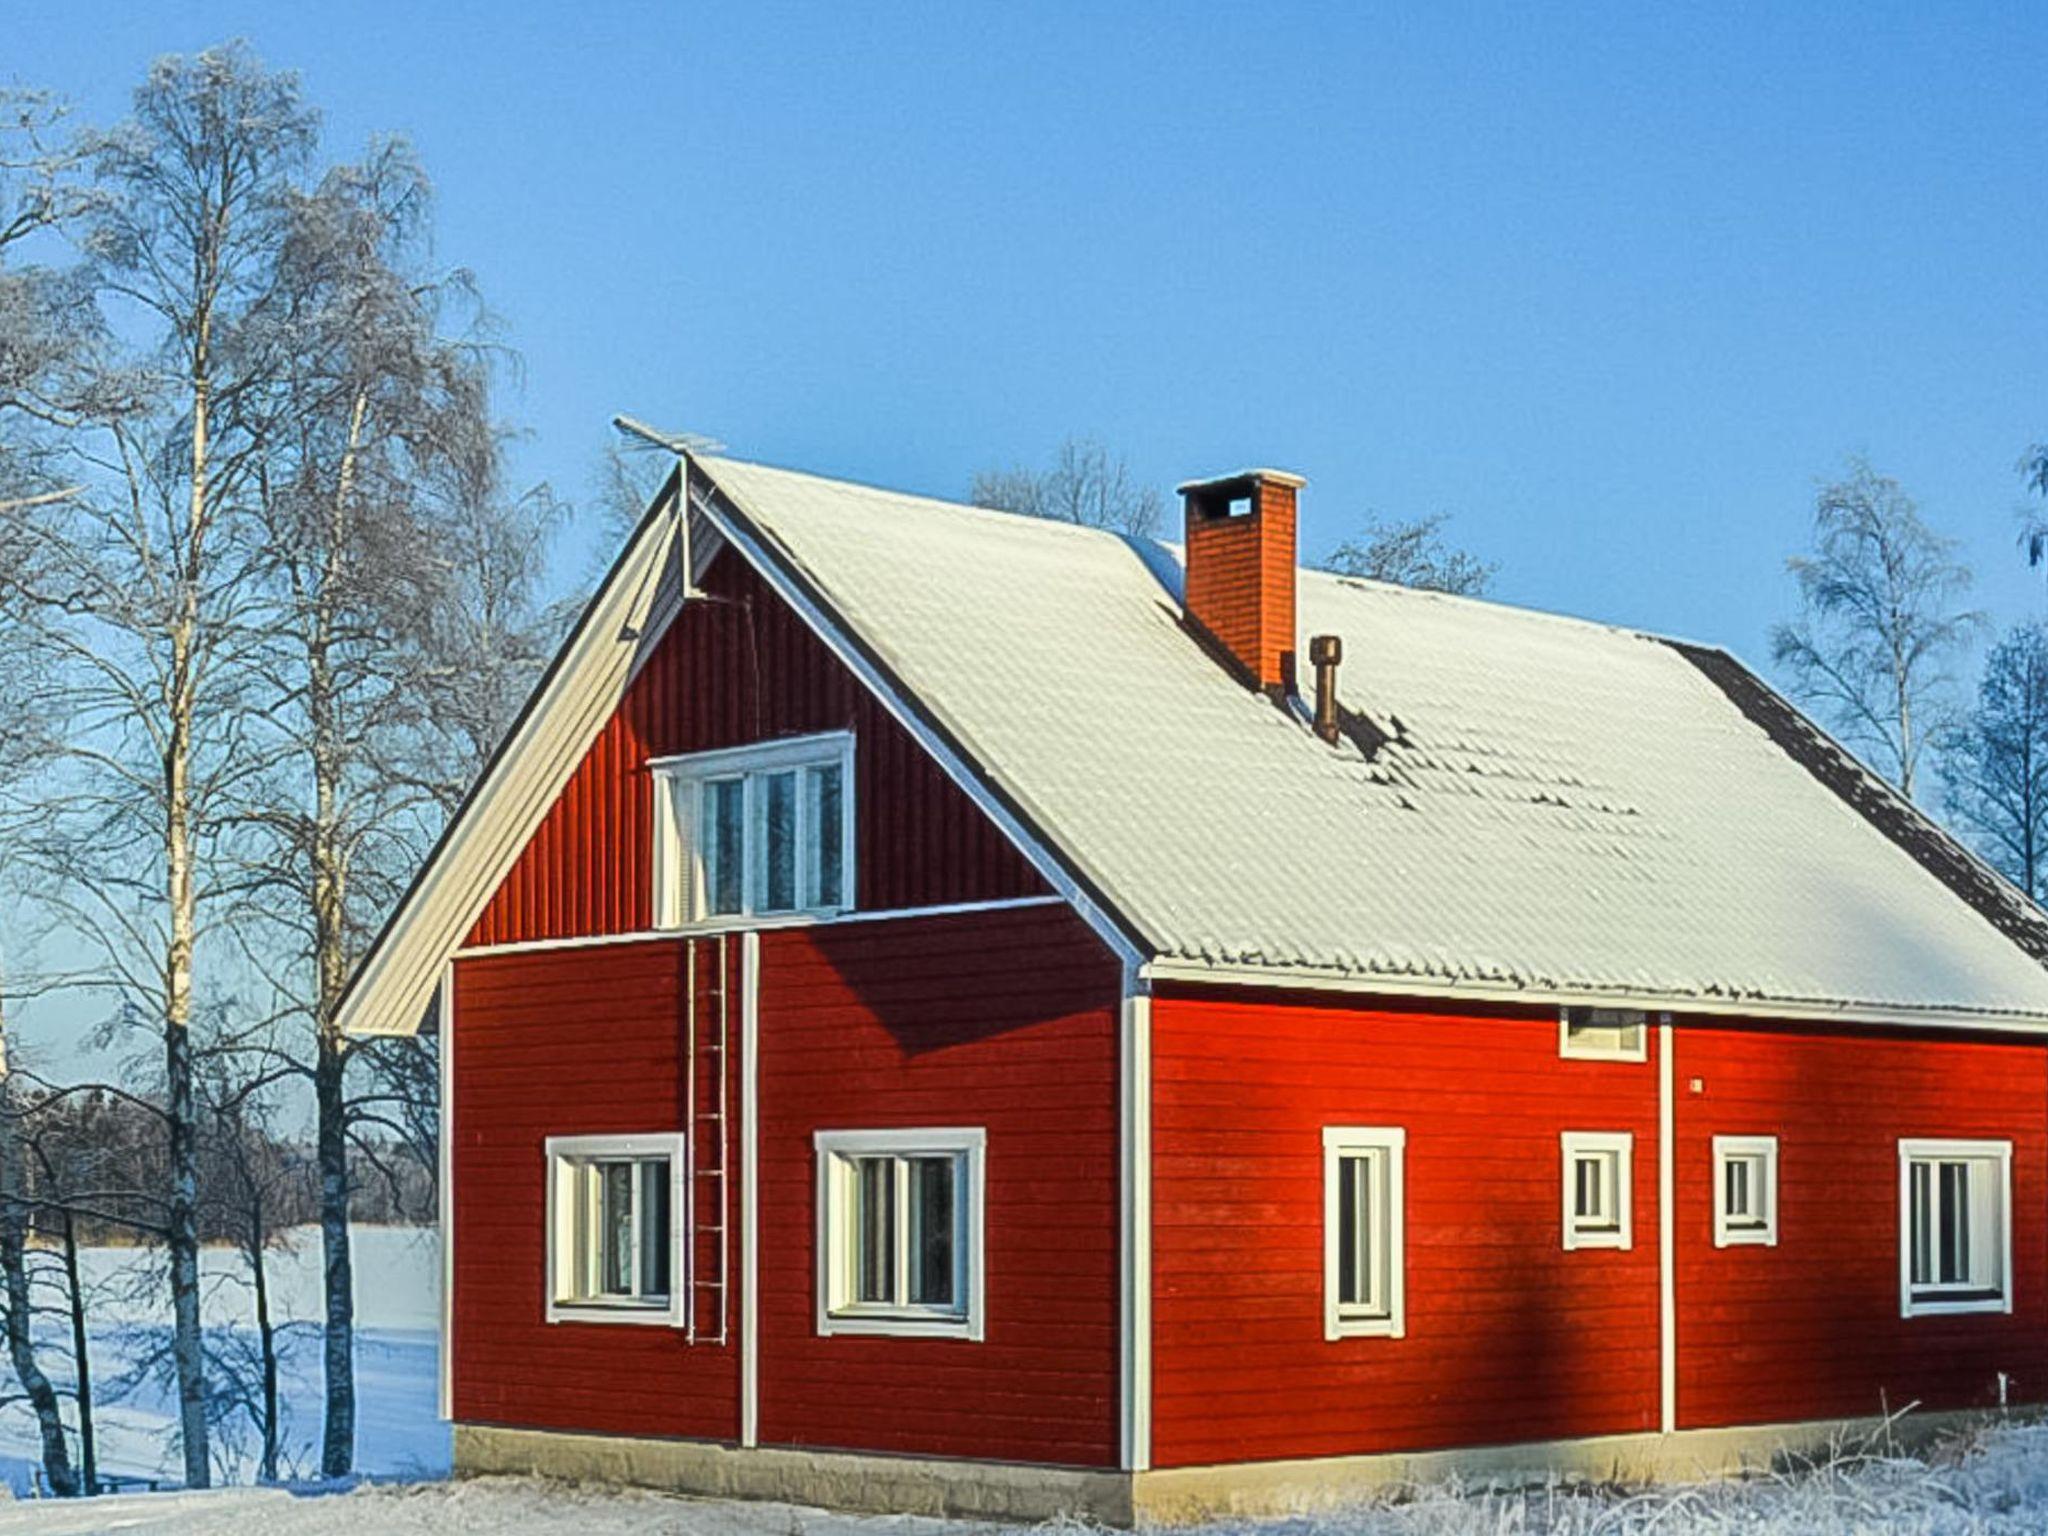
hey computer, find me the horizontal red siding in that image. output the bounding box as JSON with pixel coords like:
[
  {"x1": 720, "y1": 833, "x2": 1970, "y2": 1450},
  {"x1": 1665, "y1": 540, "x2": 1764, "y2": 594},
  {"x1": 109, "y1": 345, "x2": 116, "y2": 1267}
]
[
  {"x1": 450, "y1": 936, "x2": 741, "y2": 1439},
  {"x1": 1153, "y1": 986, "x2": 2048, "y2": 1469},
  {"x1": 1149, "y1": 989, "x2": 1662, "y2": 1468},
  {"x1": 467, "y1": 550, "x2": 1047, "y2": 947},
  {"x1": 757, "y1": 904, "x2": 1123, "y2": 1467},
  {"x1": 1674, "y1": 1021, "x2": 2048, "y2": 1428}
]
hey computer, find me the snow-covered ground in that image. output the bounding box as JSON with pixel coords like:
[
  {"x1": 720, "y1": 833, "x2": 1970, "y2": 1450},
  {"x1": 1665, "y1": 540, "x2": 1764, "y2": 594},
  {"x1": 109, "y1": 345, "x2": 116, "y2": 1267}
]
[
  {"x1": 6, "y1": 1422, "x2": 2048, "y2": 1534},
  {"x1": 4, "y1": 1232, "x2": 2047, "y2": 1531},
  {"x1": 0, "y1": 1225, "x2": 445, "y2": 1493}
]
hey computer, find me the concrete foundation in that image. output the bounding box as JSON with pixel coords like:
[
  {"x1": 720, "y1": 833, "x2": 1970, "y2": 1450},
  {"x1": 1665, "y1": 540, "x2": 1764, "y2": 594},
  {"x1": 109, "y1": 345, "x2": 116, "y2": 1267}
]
[{"x1": 455, "y1": 1409, "x2": 1986, "y2": 1527}]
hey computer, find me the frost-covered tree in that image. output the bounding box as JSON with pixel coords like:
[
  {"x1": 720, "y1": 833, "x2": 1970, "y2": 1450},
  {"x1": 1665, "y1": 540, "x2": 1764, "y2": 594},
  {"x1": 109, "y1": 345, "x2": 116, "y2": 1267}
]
[
  {"x1": 1941, "y1": 624, "x2": 2048, "y2": 900},
  {"x1": 0, "y1": 43, "x2": 319, "y2": 1487},
  {"x1": 1771, "y1": 460, "x2": 1979, "y2": 800},
  {"x1": 970, "y1": 437, "x2": 1164, "y2": 538},
  {"x1": 1321, "y1": 513, "x2": 1494, "y2": 595}
]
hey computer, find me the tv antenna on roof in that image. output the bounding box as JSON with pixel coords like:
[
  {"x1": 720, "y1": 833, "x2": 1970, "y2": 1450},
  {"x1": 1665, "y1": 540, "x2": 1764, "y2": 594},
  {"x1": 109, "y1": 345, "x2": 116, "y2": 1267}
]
[
  {"x1": 610, "y1": 415, "x2": 724, "y2": 621},
  {"x1": 612, "y1": 415, "x2": 725, "y2": 456}
]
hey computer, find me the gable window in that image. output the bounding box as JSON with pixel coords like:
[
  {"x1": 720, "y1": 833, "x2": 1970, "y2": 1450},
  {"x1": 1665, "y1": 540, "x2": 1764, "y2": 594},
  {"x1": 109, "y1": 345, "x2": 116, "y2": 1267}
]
[
  {"x1": 1562, "y1": 1131, "x2": 1632, "y2": 1250},
  {"x1": 816, "y1": 1128, "x2": 984, "y2": 1339},
  {"x1": 1899, "y1": 1139, "x2": 2011, "y2": 1317},
  {"x1": 1559, "y1": 1006, "x2": 1647, "y2": 1062},
  {"x1": 545, "y1": 1133, "x2": 686, "y2": 1326},
  {"x1": 651, "y1": 732, "x2": 854, "y2": 926},
  {"x1": 1323, "y1": 1127, "x2": 1406, "y2": 1339},
  {"x1": 1713, "y1": 1135, "x2": 1778, "y2": 1247}
]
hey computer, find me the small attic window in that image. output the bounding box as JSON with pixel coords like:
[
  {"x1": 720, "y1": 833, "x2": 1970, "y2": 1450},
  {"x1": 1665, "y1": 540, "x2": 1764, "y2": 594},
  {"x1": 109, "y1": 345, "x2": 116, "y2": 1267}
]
[
  {"x1": 649, "y1": 731, "x2": 855, "y2": 927},
  {"x1": 1559, "y1": 1006, "x2": 1647, "y2": 1062}
]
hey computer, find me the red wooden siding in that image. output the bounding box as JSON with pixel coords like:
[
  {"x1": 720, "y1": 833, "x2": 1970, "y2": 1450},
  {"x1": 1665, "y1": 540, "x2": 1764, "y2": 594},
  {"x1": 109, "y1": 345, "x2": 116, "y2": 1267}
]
[
  {"x1": 1149, "y1": 988, "x2": 1662, "y2": 1468},
  {"x1": 1152, "y1": 985, "x2": 2048, "y2": 1470},
  {"x1": 756, "y1": 904, "x2": 1123, "y2": 1467},
  {"x1": 449, "y1": 936, "x2": 742, "y2": 1439},
  {"x1": 1673, "y1": 1021, "x2": 2048, "y2": 1428},
  {"x1": 466, "y1": 550, "x2": 1047, "y2": 947}
]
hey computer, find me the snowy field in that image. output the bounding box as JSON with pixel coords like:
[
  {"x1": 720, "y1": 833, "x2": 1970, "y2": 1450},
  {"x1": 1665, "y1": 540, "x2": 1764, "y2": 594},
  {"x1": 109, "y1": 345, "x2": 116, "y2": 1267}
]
[
  {"x1": 5, "y1": 1422, "x2": 2048, "y2": 1534},
  {"x1": 0, "y1": 1225, "x2": 445, "y2": 1493}
]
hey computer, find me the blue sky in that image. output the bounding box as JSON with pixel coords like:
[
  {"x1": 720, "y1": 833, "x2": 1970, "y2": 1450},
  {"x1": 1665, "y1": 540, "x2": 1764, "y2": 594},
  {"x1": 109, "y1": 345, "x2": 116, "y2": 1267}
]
[{"x1": 12, "y1": 1, "x2": 2048, "y2": 668}]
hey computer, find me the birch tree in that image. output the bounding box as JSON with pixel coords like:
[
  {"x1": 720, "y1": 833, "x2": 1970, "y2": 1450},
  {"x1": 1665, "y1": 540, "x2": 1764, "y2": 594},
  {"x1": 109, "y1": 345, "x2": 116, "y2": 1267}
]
[
  {"x1": 1941, "y1": 624, "x2": 2048, "y2": 900},
  {"x1": 233, "y1": 138, "x2": 494, "y2": 1477},
  {"x1": 0, "y1": 44, "x2": 316, "y2": 1487},
  {"x1": 1321, "y1": 513, "x2": 1495, "y2": 595},
  {"x1": 1771, "y1": 460, "x2": 1979, "y2": 799},
  {"x1": 970, "y1": 437, "x2": 1164, "y2": 538}
]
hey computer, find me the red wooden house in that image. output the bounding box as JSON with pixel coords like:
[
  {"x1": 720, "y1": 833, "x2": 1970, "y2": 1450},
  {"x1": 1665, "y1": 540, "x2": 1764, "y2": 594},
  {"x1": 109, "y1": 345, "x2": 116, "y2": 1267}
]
[{"x1": 338, "y1": 455, "x2": 2048, "y2": 1522}]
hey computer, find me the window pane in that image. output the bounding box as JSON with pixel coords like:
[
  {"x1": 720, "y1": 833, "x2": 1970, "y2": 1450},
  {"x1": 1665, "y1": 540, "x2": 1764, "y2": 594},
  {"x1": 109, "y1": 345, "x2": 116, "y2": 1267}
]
[
  {"x1": 807, "y1": 763, "x2": 844, "y2": 909},
  {"x1": 1337, "y1": 1155, "x2": 1361, "y2": 1305},
  {"x1": 1910, "y1": 1160, "x2": 1933, "y2": 1286},
  {"x1": 705, "y1": 779, "x2": 745, "y2": 915},
  {"x1": 760, "y1": 771, "x2": 798, "y2": 912},
  {"x1": 1939, "y1": 1161, "x2": 1971, "y2": 1285},
  {"x1": 639, "y1": 1160, "x2": 671, "y2": 1300},
  {"x1": 853, "y1": 1157, "x2": 894, "y2": 1304},
  {"x1": 1724, "y1": 1158, "x2": 1748, "y2": 1218},
  {"x1": 908, "y1": 1156, "x2": 956, "y2": 1308},
  {"x1": 600, "y1": 1161, "x2": 636, "y2": 1296}
]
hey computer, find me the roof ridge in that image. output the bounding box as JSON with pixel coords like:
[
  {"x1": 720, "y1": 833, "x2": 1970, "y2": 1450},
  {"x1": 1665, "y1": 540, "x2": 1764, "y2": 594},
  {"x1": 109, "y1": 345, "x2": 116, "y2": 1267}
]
[{"x1": 704, "y1": 452, "x2": 1718, "y2": 650}]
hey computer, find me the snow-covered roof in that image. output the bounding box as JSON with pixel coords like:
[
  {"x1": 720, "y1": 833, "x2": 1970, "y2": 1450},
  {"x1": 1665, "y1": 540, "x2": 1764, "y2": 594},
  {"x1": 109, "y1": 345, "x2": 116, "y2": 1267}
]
[{"x1": 699, "y1": 454, "x2": 2048, "y2": 1027}]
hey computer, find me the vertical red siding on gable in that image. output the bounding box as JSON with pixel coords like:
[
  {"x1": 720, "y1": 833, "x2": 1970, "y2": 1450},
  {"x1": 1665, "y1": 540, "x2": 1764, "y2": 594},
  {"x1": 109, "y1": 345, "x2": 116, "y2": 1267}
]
[
  {"x1": 1673, "y1": 1021, "x2": 2048, "y2": 1429},
  {"x1": 1149, "y1": 989, "x2": 1663, "y2": 1468},
  {"x1": 465, "y1": 551, "x2": 1047, "y2": 948},
  {"x1": 756, "y1": 905, "x2": 1123, "y2": 1468},
  {"x1": 449, "y1": 937, "x2": 741, "y2": 1439}
]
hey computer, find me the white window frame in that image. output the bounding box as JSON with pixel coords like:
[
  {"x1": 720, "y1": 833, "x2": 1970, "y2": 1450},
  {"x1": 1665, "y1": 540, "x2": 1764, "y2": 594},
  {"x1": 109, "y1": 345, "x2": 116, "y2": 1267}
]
[
  {"x1": 1898, "y1": 1138, "x2": 2013, "y2": 1319},
  {"x1": 1713, "y1": 1135, "x2": 1779, "y2": 1248},
  {"x1": 1322, "y1": 1127, "x2": 1406, "y2": 1340},
  {"x1": 815, "y1": 1127, "x2": 986, "y2": 1340},
  {"x1": 544, "y1": 1132, "x2": 688, "y2": 1327},
  {"x1": 1558, "y1": 1006, "x2": 1648, "y2": 1062},
  {"x1": 1561, "y1": 1131, "x2": 1633, "y2": 1250},
  {"x1": 650, "y1": 730, "x2": 856, "y2": 929}
]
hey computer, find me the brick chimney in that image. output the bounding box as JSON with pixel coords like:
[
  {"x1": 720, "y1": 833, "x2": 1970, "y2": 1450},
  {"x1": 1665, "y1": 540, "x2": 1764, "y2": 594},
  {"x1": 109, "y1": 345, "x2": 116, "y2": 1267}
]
[{"x1": 1178, "y1": 468, "x2": 1305, "y2": 696}]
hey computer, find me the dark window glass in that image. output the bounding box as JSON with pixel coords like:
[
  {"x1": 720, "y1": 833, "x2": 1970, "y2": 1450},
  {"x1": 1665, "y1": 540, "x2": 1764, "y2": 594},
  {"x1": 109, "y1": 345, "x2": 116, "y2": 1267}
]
[
  {"x1": 808, "y1": 763, "x2": 844, "y2": 909},
  {"x1": 705, "y1": 779, "x2": 745, "y2": 914},
  {"x1": 761, "y1": 771, "x2": 797, "y2": 912},
  {"x1": 908, "y1": 1156, "x2": 956, "y2": 1307},
  {"x1": 1938, "y1": 1161, "x2": 1971, "y2": 1284},
  {"x1": 640, "y1": 1160, "x2": 670, "y2": 1299}
]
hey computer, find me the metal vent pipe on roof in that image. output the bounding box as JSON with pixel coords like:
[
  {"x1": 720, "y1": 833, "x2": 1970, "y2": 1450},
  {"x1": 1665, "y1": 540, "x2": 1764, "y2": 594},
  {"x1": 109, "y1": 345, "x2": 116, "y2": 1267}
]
[{"x1": 1311, "y1": 634, "x2": 1343, "y2": 745}]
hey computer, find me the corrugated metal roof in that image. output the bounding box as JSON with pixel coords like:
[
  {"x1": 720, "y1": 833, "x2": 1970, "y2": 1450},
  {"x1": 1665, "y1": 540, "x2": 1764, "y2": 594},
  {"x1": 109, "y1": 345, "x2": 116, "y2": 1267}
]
[{"x1": 701, "y1": 453, "x2": 2048, "y2": 1025}]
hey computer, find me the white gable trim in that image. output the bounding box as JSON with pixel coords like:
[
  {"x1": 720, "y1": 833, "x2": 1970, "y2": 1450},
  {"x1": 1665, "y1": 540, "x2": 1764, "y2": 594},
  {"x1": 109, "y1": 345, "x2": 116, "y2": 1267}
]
[
  {"x1": 691, "y1": 467, "x2": 1147, "y2": 972},
  {"x1": 336, "y1": 475, "x2": 709, "y2": 1037},
  {"x1": 1141, "y1": 957, "x2": 2048, "y2": 1035}
]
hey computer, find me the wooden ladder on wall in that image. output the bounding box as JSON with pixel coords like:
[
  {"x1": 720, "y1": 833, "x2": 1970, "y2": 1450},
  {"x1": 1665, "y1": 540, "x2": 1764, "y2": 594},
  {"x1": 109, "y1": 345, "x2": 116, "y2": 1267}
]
[{"x1": 684, "y1": 937, "x2": 731, "y2": 1346}]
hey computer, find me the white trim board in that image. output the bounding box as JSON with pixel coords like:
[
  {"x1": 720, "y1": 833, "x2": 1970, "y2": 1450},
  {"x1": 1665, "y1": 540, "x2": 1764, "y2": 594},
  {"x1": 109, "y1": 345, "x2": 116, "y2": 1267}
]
[
  {"x1": 452, "y1": 896, "x2": 1067, "y2": 960},
  {"x1": 739, "y1": 931, "x2": 761, "y2": 1448},
  {"x1": 1657, "y1": 1018, "x2": 1675, "y2": 1434},
  {"x1": 436, "y1": 963, "x2": 454, "y2": 1422},
  {"x1": 1119, "y1": 980, "x2": 1152, "y2": 1472},
  {"x1": 337, "y1": 475, "x2": 713, "y2": 1037},
  {"x1": 1141, "y1": 958, "x2": 2048, "y2": 1037}
]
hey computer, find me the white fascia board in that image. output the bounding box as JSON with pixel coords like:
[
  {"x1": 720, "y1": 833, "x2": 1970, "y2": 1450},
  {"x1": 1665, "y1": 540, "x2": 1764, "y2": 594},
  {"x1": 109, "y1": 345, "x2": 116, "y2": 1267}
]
[
  {"x1": 337, "y1": 476, "x2": 718, "y2": 1038},
  {"x1": 690, "y1": 474, "x2": 1148, "y2": 974},
  {"x1": 1141, "y1": 958, "x2": 2048, "y2": 1037}
]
